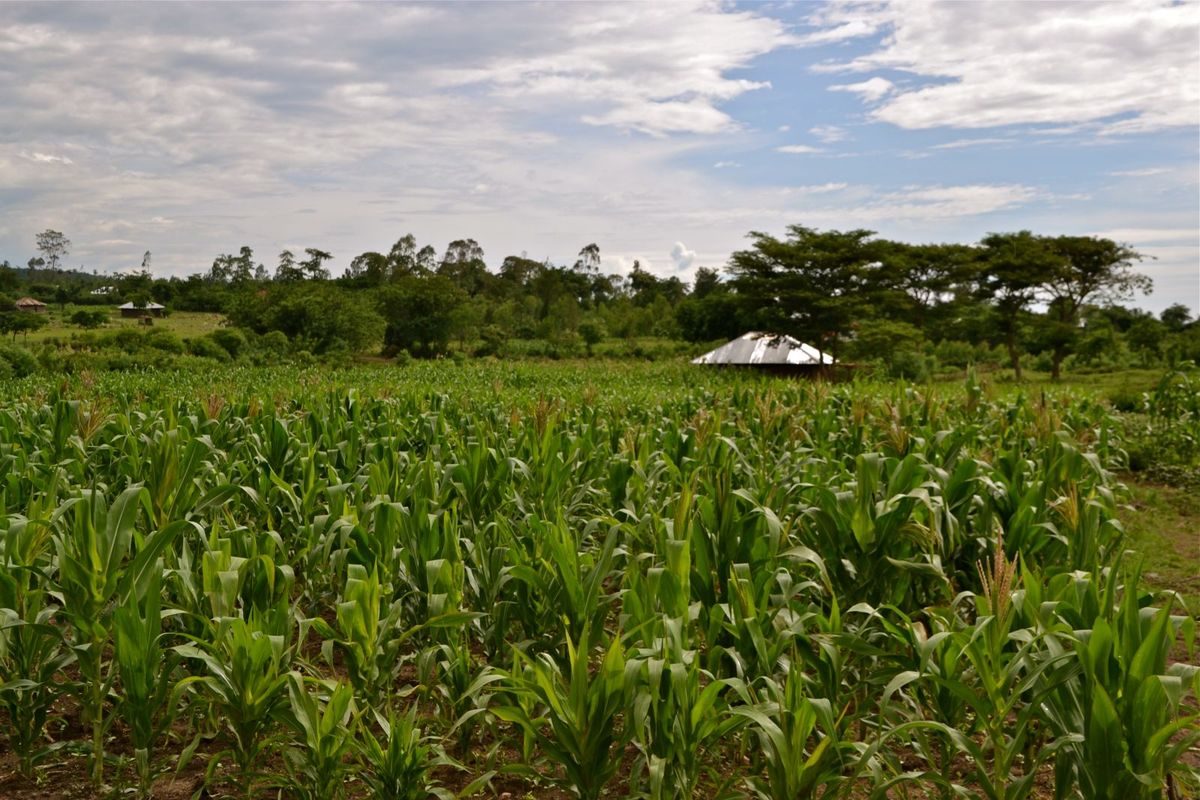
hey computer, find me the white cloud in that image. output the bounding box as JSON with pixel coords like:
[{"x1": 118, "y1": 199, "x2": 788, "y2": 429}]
[
  {"x1": 1089, "y1": 227, "x2": 1198, "y2": 244},
  {"x1": 713, "y1": 161, "x2": 739, "y2": 169},
  {"x1": 782, "y1": 182, "x2": 849, "y2": 195},
  {"x1": 1107, "y1": 167, "x2": 1172, "y2": 177},
  {"x1": 829, "y1": 77, "x2": 894, "y2": 102},
  {"x1": 809, "y1": 125, "x2": 847, "y2": 143},
  {"x1": 435, "y1": 2, "x2": 794, "y2": 136},
  {"x1": 23, "y1": 151, "x2": 73, "y2": 164},
  {"x1": 670, "y1": 241, "x2": 696, "y2": 271},
  {"x1": 808, "y1": 1, "x2": 1200, "y2": 133},
  {"x1": 776, "y1": 144, "x2": 823, "y2": 154},
  {"x1": 932, "y1": 138, "x2": 1014, "y2": 150}
]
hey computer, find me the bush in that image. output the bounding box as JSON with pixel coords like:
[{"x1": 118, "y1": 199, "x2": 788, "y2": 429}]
[
  {"x1": 145, "y1": 329, "x2": 184, "y2": 354},
  {"x1": 0, "y1": 345, "x2": 38, "y2": 378},
  {"x1": 933, "y1": 339, "x2": 975, "y2": 368},
  {"x1": 210, "y1": 328, "x2": 248, "y2": 358},
  {"x1": 260, "y1": 330, "x2": 290, "y2": 359},
  {"x1": 888, "y1": 349, "x2": 932, "y2": 381},
  {"x1": 70, "y1": 309, "x2": 109, "y2": 329},
  {"x1": 188, "y1": 337, "x2": 231, "y2": 362}
]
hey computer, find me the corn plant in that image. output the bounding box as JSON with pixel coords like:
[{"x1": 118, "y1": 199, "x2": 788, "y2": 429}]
[
  {"x1": 53, "y1": 486, "x2": 191, "y2": 786},
  {"x1": 729, "y1": 665, "x2": 853, "y2": 800},
  {"x1": 1043, "y1": 565, "x2": 1200, "y2": 799},
  {"x1": 174, "y1": 617, "x2": 292, "y2": 798},
  {"x1": 282, "y1": 675, "x2": 357, "y2": 800},
  {"x1": 112, "y1": 566, "x2": 180, "y2": 797},
  {"x1": 627, "y1": 616, "x2": 744, "y2": 800},
  {"x1": 355, "y1": 707, "x2": 463, "y2": 800},
  {"x1": 494, "y1": 626, "x2": 632, "y2": 800},
  {"x1": 0, "y1": 513, "x2": 73, "y2": 778}
]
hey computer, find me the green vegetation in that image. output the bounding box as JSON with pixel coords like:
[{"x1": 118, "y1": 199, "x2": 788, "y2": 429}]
[
  {"x1": 3, "y1": 225, "x2": 1197, "y2": 378},
  {"x1": 0, "y1": 361, "x2": 1196, "y2": 798}
]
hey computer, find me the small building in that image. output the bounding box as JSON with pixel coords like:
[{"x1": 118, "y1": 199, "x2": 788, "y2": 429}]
[
  {"x1": 118, "y1": 301, "x2": 165, "y2": 318},
  {"x1": 692, "y1": 331, "x2": 834, "y2": 374},
  {"x1": 14, "y1": 297, "x2": 47, "y2": 313}
]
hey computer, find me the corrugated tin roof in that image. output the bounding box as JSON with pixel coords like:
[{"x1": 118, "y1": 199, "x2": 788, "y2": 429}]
[
  {"x1": 117, "y1": 302, "x2": 165, "y2": 310},
  {"x1": 692, "y1": 331, "x2": 833, "y2": 366}
]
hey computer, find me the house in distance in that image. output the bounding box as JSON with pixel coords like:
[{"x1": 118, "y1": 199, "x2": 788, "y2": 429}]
[
  {"x1": 14, "y1": 297, "x2": 47, "y2": 313},
  {"x1": 118, "y1": 301, "x2": 165, "y2": 318},
  {"x1": 692, "y1": 331, "x2": 834, "y2": 375}
]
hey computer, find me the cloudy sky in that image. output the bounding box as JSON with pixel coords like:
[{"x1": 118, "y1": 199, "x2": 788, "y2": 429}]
[{"x1": 2, "y1": 0, "x2": 1197, "y2": 311}]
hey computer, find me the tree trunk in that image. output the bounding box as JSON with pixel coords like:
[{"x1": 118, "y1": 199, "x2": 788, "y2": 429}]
[
  {"x1": 1006, "y1": 329, "x2": 1022, "y2": 381},
  {"x1": 1051, "y1": 346, "x2": 1065, "y2": 381}
]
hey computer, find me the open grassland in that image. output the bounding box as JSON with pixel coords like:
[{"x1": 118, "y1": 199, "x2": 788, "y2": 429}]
[
  {"x1": 9, "y1": 307, "x2": 225, "y2": 344},
  {"x1": 0, "y1": 362, "x2": 1196, "y2": 799}
]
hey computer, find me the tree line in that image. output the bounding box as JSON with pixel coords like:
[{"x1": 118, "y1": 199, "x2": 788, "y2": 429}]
[{"x1": 3, "y1": 225, "x2": 1197, "y2": 375}]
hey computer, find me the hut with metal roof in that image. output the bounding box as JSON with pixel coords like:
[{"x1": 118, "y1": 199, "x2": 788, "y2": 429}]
[
  {"x1": 14, "y1": 297, "x2": 47, "y2": 313},
  {"x1": 118, "y1": 301, "x2": 165, "y2": 318},
  {"x1": 692, "y1": 331, "x2": 833, "y2": 374}
]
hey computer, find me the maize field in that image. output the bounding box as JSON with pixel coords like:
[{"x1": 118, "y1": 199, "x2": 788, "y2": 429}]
[{"x1": 0, "y1": 362, "x2": 1196, "y2": 799}]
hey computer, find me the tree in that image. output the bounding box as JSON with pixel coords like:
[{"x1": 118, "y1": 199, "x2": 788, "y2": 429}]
[
  {"x1": 691, "y1": 267, "x2": 721, "y2": 299},
  {"x1": 727, "y1": 226, "x2": 883, "y2": 358},
  {"x1": 387, "y1": 234, "x2": 437, "y2": 278},
  {"x1": 54, "y1": 283, "x2": 79, "y2": 311},
  {"x1": 1040, "y1": 235, "x2": 1148, "y2": 379},
  {"x1": 574, "y1": 243, "x2": 601, "y2": 274},
  {"x1": 141, "y1": 250, "x2": 152, "y2": 273},
  {"x1": 977, "y1": 231, "x2": 1060, "y2": 380},
  {"x1": 35, "y1": 230, "x2": 70, "y2": 274},
  {"x1": 70, "y1": 309, "x2": 109, "y2": 329},
  {"x1": 438, "y1": 239, "x2": 490, "y2": 296},
  {"x1": 275, "y1": 250, "x2": 304, "y2": 282},
  {"x1": 1160, "y1": 303, "x2": 1193, "y2": 332},
  {"x1": 300, "y1": 248, "x2": 333, "y2": 281},
  {"x1": 346, "y1": 251, "x2": 389, "y2": 285},
  {"x1": 377, "y1": 275, "x2": 466, "y2": 357},
  {"x1": 578, "y1": 317, "x2": 606, "y2": 355},
  {"x1": 0, "y1": 312, "x2": 47, "y2": 342},
  {"x1": 226, "y1": 283, "x2": 382, "y2": 354}
]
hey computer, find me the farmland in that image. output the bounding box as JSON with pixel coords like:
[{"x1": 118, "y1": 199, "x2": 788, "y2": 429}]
[{"x1": 0, "y1": 361, "x2": 1197, "y2": 799}]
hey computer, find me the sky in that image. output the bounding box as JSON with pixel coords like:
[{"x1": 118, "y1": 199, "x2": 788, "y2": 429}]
[{"x1": 1, "y1": 0, "x2": 1197, "y2": 313}]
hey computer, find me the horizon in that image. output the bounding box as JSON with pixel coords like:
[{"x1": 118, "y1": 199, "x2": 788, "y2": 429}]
[{"x1": 2, "y1": 1, "x2": 1197, "y2": 313}]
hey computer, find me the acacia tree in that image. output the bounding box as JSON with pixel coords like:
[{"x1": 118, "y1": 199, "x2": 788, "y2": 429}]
[
  {"x1": 1040, "y1": 236, "x2": 1148, "y2": 379},
  {"x1": 727, "y1": 225, "x2": 883, "y2": 358},
  {"x1": 978, "y1": 231, "x2": 1060, "y2": 380}
]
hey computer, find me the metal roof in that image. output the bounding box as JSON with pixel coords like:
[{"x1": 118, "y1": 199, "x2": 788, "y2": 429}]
[
  {"x1": 14, "y1": 296, "x2": 46, "y2": 306},
  {"x1": 692, "y1": 331, "x2": 833, "y2": 366},
  {"x1": 117, "y1": 302, "x2": 165, "y2": 310}
]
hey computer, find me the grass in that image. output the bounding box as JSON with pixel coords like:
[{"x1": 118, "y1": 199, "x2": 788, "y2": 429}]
[
  {"x1": 10, "y1": 306, "x2": 225, "y2": 343},
  {"x1": 1120, "y1": 478, "x2": 1200, "y2": 614}
]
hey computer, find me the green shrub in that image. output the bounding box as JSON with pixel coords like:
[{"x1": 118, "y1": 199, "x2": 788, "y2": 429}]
[
  {"x1": 888, "y1": 349, "x2": 932, "y2": 381},
  {"x1": 0, "y1": 345, "x2": 38, "y2": 378},
  {"x1": 188, "y1": 337, "x2": 231, "y2": 362},
  {"x1": 70, "y1": 309, "x2": 109, "y2": 329},
  {"x1": 144, "y1": 329, "x2": 184, "y2": 354},
  {"x1": 933, "y1": 339, "x2": 975, "y2": 368},
  {"x1": 210, "y1": 328, "x2": 248, "y2": 358},
  {"x1": 260, "y1": 330, "x2": 290, "y2": 358}
]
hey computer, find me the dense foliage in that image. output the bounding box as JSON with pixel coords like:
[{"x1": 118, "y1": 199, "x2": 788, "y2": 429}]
[
  {"x1": 0, "y1": 362, "x2": 1196, "y2": 798},
  {"x1": 5, "y1": 226, "x2": 1195, "y2": 375}
]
